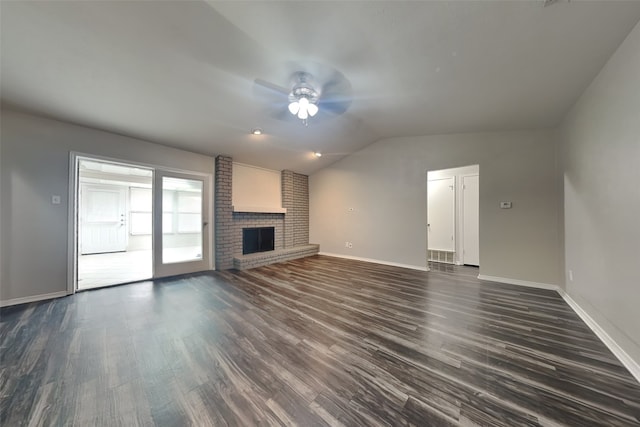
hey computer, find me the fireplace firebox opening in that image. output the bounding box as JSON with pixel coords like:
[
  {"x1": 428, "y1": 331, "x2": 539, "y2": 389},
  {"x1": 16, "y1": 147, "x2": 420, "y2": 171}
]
[{"x1": 242, "y1": 227, "x2": 275, "y2": 255}]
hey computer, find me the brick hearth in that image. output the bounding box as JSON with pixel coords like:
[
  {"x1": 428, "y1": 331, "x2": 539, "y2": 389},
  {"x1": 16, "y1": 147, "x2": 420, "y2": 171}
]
[{"x1": 214, "y1": 155, "x2": 318, "y2": 270}]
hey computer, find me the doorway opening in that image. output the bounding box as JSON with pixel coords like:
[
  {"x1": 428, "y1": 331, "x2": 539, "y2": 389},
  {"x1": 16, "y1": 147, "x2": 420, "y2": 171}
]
[
  {"x1": 427, "y1": 165, "x2": 479, "y2": 268},
  {"x1": 71, "y1": 155, "x2": 211, "y2": 292},
  {"x1": 77, "y1": 159, "x2": 153, "y2": 289}
]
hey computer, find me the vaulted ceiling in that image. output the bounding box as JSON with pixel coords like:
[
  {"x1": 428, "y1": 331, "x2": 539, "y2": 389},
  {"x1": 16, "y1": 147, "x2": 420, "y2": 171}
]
[{"x1": 2, "y1": 1, "x2": 640, "y2": 174}]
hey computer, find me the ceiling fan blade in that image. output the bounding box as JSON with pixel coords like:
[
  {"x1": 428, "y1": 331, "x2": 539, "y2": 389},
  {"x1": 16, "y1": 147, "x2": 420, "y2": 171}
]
[
  {"x1": 253, "y1": 78, "x2": 289, "y2": 117},
  {"x1": 254, "y1": 62, "x2": 354, "y2": 123},
  {"x1": 317, "y1": 69, "x2": 352, "y2": 116},
  {"x1": 320, "y1": 70, "x2": 349, "y2": 93},
  {"x1": 319, "y1": 97, "x2": 352, "y2": 115},
  {"x1": 254, "y1": 78, "x2": 290, "y2": 95}
]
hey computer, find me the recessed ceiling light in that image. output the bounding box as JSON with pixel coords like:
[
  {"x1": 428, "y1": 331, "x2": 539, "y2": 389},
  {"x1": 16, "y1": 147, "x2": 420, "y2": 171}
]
[
  {"x1": 251, "y1": 128, "x2": 263, "y2": 135},
  {"x1": 314, "y1": 152, "x2": 322, "y2": 158}
]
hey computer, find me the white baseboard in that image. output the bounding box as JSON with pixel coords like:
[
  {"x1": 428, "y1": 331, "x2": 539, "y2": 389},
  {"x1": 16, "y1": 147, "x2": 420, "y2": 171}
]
[
  {"x1": 477, "y1": 274, "x2": 560, "y2": 291},
  {"x1": 476, "y1": 274, "x2": 640, "y2": 383},
  {"x1": 0, "y1": 291, "x2": 68, "y2": 308},
  {"x1": 318, "y1": 252, "x2": 429, "y2": 272},
  {"x1": 559, "y1": 290, "x2": 640, "y2": 384}
]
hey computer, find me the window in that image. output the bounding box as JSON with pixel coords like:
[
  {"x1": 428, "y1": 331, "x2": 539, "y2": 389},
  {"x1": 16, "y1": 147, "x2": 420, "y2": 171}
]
[
  {"x1": 163, "y1": 190, "x2": 174, "y2": 234},
  {"x1": 161, "y1": 176, "x2": 203, "y2": 264},
  {"x1": 160, "y1": 188, "x2": 202, "y2": 234},
  {"x1": 177, "y1": 191, "x2": 202, "y2": 233},
  {"x1": 131, "y1": 186, "x2": 203, "y2": 235}
]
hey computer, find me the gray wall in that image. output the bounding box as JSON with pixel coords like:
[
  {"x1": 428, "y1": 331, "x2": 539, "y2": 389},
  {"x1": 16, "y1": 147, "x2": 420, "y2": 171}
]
[
  {"x1": 0, "y1": 110, "x2": 214, "y2": 303},
  {"x1": 309, "y1": 129, "x2": 563, "y2": 285},
  {"x1": 560, "y1": 21, "x2": 640, "y2": 363}
]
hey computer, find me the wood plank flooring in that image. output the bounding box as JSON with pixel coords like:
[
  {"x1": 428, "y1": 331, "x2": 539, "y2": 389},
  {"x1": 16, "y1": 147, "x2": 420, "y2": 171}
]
[{"x1": 1, "y1": 255, "x2": 639, "y2": 426}]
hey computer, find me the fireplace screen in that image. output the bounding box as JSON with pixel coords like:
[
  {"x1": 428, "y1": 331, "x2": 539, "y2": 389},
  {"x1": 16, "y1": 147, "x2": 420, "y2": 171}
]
[{"x1": 242, "y1": 227, "x2": 275, "y2": 255}]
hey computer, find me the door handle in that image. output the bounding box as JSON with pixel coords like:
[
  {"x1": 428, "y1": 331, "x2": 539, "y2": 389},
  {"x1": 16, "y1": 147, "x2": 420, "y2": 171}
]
[{"x1": 203, "y1": 221, "x2": 209, "y2": 227}]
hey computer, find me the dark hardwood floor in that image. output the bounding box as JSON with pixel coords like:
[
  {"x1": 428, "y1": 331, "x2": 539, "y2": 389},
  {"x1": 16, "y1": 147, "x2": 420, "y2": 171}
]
[{"x1": 1, "y1": 255, "x2": 639, "y2": 426}]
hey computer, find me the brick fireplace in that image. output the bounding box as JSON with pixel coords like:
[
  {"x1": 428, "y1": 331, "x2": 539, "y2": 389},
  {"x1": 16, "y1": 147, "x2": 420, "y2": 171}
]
[{"x1": 214, "y1": 155, "x2": 318, "y2": 270}]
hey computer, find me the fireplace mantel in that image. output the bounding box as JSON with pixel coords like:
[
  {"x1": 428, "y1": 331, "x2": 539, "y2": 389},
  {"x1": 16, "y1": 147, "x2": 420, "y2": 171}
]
[
  {"x1": 232, "y1": 205, "x2": 287, "y2": 214},
  {"x1": 216, "y1": 156, "x2": 311, "y2": 270}
]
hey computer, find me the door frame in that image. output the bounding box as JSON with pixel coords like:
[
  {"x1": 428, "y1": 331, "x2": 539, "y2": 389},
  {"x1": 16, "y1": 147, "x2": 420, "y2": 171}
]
[
  {"x1": 460, "y1": 173, "x2": 480, "y2": 266},
  {"x1": 153, "y1": 169, "x2": 211, "y2": 278},
  {"x1": 67, "y1": 152, "x2": 214, "y2": 295},
  {"x1": 426, "y1": 164, "x2": 480, "y2": 269}
]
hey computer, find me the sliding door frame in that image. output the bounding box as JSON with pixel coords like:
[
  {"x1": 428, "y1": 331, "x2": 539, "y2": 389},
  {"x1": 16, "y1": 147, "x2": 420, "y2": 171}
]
[
  {"x1": 67, "y1": 151, "x2": 213, "y2": 295},
  {"x1": 153, "y1": 169, "x2": 211, "y2": 278}
]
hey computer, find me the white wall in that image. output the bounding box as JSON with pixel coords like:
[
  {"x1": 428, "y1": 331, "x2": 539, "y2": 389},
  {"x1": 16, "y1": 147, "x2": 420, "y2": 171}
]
[
  {"x1": 0, "y1": 110, "x2": 215, "y2": 304},
  {"x1": 310, "y1": 129, "x2": 562, "y2": 285},
  {"x1": 560, "y1": 21, "x2": 640, "y2": 364}
]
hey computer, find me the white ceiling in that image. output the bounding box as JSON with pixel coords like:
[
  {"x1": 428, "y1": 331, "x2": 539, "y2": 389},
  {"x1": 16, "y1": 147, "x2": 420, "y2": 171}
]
[{"x1": 2, "y1": 1, "x2": 640, "y2": 175}]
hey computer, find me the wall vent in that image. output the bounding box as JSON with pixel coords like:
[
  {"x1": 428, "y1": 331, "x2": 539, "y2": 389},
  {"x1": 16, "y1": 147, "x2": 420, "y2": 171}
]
[{"x1": 428, "y1": 250, "x2": 455, "y2": 264}]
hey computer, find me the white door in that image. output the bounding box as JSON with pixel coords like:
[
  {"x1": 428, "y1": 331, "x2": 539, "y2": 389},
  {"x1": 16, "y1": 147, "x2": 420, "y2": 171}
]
[
  {"x1": 427, "y1": 177, "x2": 455, "y2": 251},
  {"x1": 462, "y1": 175, "x2": 480, "y2": 266},
  {"x1": 153, "y1": 171, "x2": 210, "y2": 277},
  {"x1": 80, "y1": 184, "x2": 127, "y2": 254}
]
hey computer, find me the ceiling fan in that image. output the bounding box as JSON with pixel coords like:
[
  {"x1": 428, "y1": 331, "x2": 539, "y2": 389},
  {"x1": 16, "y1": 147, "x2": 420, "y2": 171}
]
[{"x1": 254, "y1": 62, "x2": 352, "y2": 126}]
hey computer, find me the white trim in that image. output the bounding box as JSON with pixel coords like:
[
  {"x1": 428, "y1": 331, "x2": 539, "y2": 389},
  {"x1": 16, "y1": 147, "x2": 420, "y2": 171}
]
[
  {"x1": 72, "y1": 151, "x2": 211, "y2": 177},
  {"x1": 319, "y1": 252, "x2": 429, "y2": 272},
  {"x1": 1, "y1": 291, "x2": 67, "y2": 307},
  {"x1": 477, "y1": 274, "x2": 560, "y2": 291},
  {"x1": 232, "y1": 205, "x2": 287, "y2": 214},
  {"x1": 476, "y1": 273, "x2": 640, "y2": 383},
  {"x1": 559, "y1": 290, "x2": 640, "y2": 384},
  {"x1": 232, "y1": 161, "x2": 280, "y2": 174},
  {"x1": 67, "y1": 153, "x2": 77, "y2": 295}
]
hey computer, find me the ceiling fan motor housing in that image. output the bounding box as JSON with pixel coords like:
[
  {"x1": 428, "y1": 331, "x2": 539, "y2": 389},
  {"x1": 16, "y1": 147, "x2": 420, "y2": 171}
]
[{"x1": 288, "y1": 72, "x2": 319, "y2": 104}]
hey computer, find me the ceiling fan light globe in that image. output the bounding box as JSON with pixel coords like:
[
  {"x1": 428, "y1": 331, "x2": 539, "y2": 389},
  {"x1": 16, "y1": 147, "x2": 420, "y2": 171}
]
[
  {"x1": 298, "y1": 107, "x2": 309, "y2": 120},
  {"x1": 307, "y1": 103, "x2": 318, "y2": 117},
  {"x1": 288, "y1": 102, "x2": 300, "y2": 115}
]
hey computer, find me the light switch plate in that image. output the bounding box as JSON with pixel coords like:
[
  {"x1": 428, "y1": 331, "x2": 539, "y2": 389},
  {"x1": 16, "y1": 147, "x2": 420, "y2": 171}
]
[{"x1": 500, "y1": 201, "x2": 512, "y2": 209}]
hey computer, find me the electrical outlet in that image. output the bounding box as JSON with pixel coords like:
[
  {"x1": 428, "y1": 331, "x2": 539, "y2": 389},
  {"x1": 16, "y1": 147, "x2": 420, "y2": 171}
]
[
  {"x1": 348, "y1": 242, "x2": 353, "y2": 249},
  {"x1": 345, "y1": 241, "x2": 350, "y2": 248},
  {"x1": 51, "y1": 195, "x2": 61, "y2": 205}
]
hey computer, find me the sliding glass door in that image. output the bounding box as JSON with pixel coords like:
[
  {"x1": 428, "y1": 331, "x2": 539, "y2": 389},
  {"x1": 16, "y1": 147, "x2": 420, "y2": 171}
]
[
  {"x1": 153, "y1": 170, "x2": 210, "y2": 277},
  {"x1": 71, "y1": 154, "x2": 212, "y2": 293}
]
